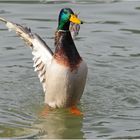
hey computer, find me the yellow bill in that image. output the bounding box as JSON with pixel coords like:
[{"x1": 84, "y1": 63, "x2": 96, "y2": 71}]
[{"x1": 69, "y1": 14, "x2": 83, "y2": 24}]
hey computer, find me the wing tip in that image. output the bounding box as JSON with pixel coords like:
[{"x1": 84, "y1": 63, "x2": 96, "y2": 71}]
[{"x1": 0, "y1": 17, "x2": 7, "y2": 24}]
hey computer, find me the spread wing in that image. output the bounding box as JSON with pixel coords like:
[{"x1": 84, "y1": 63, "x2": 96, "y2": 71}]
[{"x1": 0, "y1": 17, "x2": 53, "y2": 92}]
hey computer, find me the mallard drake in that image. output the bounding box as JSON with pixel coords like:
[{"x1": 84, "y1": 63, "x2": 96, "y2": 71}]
[{"x1": 0, "y1": 8, "x2": 87, "y2": 109}]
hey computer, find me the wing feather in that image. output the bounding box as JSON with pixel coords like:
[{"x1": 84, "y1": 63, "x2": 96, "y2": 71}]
[{"x1": 0, "y1": 17, "x2": 53, "y2": 92}]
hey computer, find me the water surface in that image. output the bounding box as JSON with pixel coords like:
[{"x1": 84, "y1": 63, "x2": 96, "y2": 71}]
[{"x1": 0, "y1": 0, "x2": 140, "y2": 139}]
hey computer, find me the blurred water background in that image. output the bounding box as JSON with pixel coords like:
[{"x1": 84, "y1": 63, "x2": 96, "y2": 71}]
[{"x1": 0, "y1": 0, "x2": 140, "y2": 138}]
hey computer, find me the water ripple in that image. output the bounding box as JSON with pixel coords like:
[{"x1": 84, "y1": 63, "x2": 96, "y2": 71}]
[
  {"x1": 0, "y1": 0, "x2": 121, "y2": 4},
  {"x1": 95, "y1": 20, "x2": 123, "y2": 25},
  {"x1": 0, "y1": 10, "x2": 10, "y2": 14},
  {"x1": 23, "y1": 18, "x2": 57, "y2": 22},
  {"x1": 120, "y1": 28, "x2": 140, "y2": 34},
  {"x1": 135, "y1": 7, "x2": 140, "y2": 10},
  {"x1": 130, "y1": 53, "x2": 140, "y2": 57}
]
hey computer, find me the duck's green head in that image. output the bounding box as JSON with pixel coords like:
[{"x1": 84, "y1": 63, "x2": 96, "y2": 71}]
[{"x1": 58, "y1": 8, "x2": 83, "y2": 30}]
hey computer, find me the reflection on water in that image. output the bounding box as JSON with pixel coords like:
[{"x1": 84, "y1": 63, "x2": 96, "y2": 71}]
[
  {"x1": 0, "y1": 0, "x2": 140, "y2": 139},
  {"x1": 34, "y1": 109, "x2": 84, "y2": 139}
]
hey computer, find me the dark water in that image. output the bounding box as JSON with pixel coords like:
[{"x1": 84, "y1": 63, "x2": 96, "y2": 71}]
[{"x1": 0, "y1": 0, "x2": 140, "y2": 138}]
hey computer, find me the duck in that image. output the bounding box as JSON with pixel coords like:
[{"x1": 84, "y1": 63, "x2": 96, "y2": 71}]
[{"x1": 0, "y1": 8, "x2": 88, "y2": 111}]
